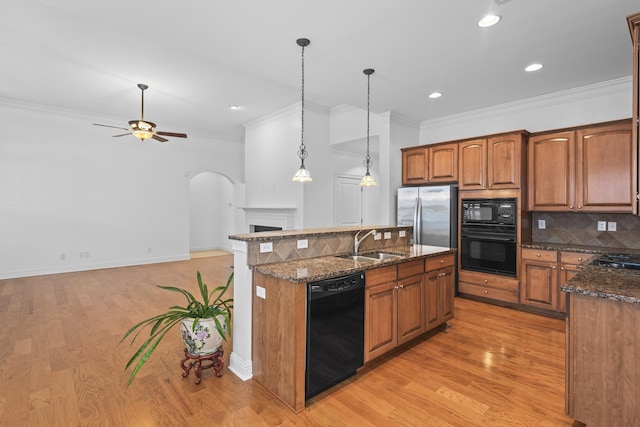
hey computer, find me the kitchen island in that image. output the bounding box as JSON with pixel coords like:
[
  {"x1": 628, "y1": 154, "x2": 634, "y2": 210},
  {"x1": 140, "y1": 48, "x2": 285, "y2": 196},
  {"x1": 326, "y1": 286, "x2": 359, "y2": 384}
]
[
  {"x1": 230, "y1": 225, "x2": 455, "y2": 413},
  {"x1": 561, "y1": 264, "x2": 640, "y2": 426}
]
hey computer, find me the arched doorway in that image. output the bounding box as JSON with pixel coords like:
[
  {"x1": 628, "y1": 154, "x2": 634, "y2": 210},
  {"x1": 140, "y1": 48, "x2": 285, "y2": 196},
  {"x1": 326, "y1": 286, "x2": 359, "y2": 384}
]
[{"x1": 189, "y1": 172, "x2": 235, "y2": 255}]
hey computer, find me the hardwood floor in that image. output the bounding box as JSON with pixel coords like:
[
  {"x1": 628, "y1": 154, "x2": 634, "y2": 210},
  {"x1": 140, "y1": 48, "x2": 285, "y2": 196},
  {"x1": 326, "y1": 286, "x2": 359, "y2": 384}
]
[{"x1": 0, "y1": 256, "x2": 574, "y2": 426}]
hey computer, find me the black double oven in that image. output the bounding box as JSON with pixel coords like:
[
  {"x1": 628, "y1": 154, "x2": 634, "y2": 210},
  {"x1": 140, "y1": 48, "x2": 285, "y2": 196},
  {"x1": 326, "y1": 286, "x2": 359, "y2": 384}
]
[{"x1": 460, "y1": 198, "x2": 517, "y2": 277}]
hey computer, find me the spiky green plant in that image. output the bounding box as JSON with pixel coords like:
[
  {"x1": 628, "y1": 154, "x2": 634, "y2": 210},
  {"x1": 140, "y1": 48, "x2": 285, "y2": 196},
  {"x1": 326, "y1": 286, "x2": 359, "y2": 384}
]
[{"x1": 119, "y1": 270, "x2": 233, "y2": 387}]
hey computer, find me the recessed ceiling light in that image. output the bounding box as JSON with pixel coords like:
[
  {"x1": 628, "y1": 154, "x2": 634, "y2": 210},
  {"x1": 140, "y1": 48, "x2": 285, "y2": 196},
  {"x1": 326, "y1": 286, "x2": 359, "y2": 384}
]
[
  {"x1": 525, "y1": 63, "x2": 543, "y2": 72},
  {"x1": 429, "y1": 92, "x2": 442, "y2": 99},
  {"x1": 478, "y1": 15, "x2": 501, "y2": 28},
  {"x1": 229, "y1": 105, "x2": 241, "y2": 110}
]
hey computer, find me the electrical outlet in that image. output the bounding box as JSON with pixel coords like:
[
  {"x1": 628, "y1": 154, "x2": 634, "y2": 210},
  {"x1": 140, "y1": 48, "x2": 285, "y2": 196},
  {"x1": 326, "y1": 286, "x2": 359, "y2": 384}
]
[
  {"x1": 297, "y1": 239, "x2": 308, "y2": 249},
  {"x1": 597, "y1": 221, "x2": 607, "y2": 231},
  {"x1": 399, "y1": 230, "x2": 406, "y2": 237},
  {"x1": 538, "y1": 219, "x2": 546, "y2": 229},
  {"x1": 384, "y1": 232, "x2": 392, "y2": 239},
  {"x1": 607, "y1": 221, "x2": 617, "y2": 232},
  {"x1": 374, "y1": 233, "x2": 382, "y2": 240},
  {"x1": 256, "y1": 286, "x2": 266, "y2": 299},
  {"x1": 259, "y1": 242, "x2": 273, "y2": 253}
]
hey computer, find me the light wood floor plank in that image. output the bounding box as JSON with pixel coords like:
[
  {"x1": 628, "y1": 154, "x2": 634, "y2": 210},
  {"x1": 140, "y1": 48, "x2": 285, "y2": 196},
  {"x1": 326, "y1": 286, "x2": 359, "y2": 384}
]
[{"x1": 0, "y1": 255, "x2": 575, "y2": 426}]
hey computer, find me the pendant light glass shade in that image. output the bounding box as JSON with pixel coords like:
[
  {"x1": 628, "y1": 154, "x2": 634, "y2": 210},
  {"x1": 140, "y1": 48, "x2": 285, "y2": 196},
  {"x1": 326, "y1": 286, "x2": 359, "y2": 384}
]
[
  {"x1": 292, "y1": 38, "x2": 312, "y2": 182},
  {"x1": 361, "y1": 68, "x2": 377, "y2": 186}
]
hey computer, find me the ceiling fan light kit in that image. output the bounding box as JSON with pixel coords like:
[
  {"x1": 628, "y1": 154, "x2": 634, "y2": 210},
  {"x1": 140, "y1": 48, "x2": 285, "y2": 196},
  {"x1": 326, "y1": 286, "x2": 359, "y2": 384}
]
[{"x1": 93, "y1": 83, "x2": 187, "y2": 143}]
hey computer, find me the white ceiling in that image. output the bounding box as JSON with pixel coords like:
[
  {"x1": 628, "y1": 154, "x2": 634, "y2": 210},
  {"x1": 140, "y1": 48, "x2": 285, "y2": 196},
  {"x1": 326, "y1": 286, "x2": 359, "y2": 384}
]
[{"x1": 2, "y1": 0, "x2": 638, "y2": 142}]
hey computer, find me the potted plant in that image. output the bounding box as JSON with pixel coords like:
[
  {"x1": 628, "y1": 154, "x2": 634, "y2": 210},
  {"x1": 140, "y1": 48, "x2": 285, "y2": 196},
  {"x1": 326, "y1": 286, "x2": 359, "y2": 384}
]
[{"x1": 119, "y1": 270, "x2": 233, "y2": 386}]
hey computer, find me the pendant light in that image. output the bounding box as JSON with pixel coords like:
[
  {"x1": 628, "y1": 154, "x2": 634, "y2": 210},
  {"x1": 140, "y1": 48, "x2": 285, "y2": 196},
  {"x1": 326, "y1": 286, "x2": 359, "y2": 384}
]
[
  {"x1": 292, "y1": 38, "x2": 312, "y2": 182},
  {"x1": 361, "y1": 68, "x2": 377, "y2": 186}
]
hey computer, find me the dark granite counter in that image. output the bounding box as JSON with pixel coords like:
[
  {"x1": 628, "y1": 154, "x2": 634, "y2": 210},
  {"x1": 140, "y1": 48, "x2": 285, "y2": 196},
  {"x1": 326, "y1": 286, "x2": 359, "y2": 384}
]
[
  {"x1": 230, "y1": 225, "x2": 411, "y2": 242},
  {"x1": 252, "y1": 244, "x2": 454, "y2": 283},
  {"x1": 561, "y1": 264, "x2": 640, "y2": 305}
]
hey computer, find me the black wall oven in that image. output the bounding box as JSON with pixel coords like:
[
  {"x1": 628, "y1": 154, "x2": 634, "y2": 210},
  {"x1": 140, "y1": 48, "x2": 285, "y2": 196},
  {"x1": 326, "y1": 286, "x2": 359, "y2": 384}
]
[{"x1": 460, "y1": 198, "x2": 517, "y2": 277}]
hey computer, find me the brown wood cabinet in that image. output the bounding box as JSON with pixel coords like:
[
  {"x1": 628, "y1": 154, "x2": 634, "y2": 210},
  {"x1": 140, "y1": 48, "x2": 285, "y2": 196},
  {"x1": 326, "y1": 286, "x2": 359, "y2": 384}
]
[
  {"x1": 557, "y1": 252, "x2": 587, "y2": 313},
  {"x1": 425, "y1": 254, "x2": 455, "y2": 331},
  {"x1": 630, "y1": 12, "x2": 640, "y2": 217},
  {"x1": 365, "y1": 260, "x2": 426, "y2": 362},
  {"x1": 401, "y1": 143, "x2": 458, "y2": 185},
  {"x1": 458, "y1": 269, "x2": 519, "y2": 304},
  {"x1": 528, "y1": 120, "x2": 636, "y2": 213},
  {"x1": 520, "y1": 248, "x2": 558, "y2": 311},
  {"x1": 459, "y1": 132, "x2": 527, "y2": 191}
]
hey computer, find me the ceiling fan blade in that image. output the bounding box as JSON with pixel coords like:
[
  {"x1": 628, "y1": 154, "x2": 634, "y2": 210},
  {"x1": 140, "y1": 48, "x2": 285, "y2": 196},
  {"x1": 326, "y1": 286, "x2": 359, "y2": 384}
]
[
  {"x1": 156, "y1": 131, "x2": 187, "y2": 138},
  {"x1": 152, "y1": 135, "x2": 169, "y2": 142},
  {"x1": 94, "y1": 123, "x2": 130, "y2": 131},
  {"x1": 112, "y1": 133, "x2": 131, "y2": 137}
]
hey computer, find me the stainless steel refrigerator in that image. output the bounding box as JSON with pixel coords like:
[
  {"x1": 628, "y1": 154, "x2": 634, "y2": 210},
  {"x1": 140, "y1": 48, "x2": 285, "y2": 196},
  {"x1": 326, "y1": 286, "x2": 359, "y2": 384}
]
[{"x1": 397, "y1": 185, "x2": 458, "y2": 248}]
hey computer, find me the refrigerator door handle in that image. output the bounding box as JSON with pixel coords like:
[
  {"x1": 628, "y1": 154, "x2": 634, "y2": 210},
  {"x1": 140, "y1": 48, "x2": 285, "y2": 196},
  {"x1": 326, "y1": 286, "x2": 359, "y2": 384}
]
[
  {"x1": 416, "y1": 197, "x2": 422, "y2": 245},
  {"x1": 412, "y1": 197, "x2": 419, "y2": 244}
]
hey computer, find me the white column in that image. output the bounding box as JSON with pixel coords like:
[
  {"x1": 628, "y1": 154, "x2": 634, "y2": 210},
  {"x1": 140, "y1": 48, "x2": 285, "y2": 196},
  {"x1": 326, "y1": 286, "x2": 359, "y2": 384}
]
[{"x1": 228, "y1": 240, "x2": 253, "y2": 380}]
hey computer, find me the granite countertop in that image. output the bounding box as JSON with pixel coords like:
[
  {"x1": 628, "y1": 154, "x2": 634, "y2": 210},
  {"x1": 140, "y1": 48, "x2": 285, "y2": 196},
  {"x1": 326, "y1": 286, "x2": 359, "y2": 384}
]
[
  {"x1": 561, "y1": 264, "x2": 640, "y2": 305},
  {"x1": 252, "y1": 244, "x2": 454, "y2": 283}
]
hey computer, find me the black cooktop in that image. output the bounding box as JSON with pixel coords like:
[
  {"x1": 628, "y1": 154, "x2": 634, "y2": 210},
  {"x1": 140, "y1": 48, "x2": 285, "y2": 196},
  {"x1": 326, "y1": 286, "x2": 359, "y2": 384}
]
[{"x1": 593, "y1": 254, "x2": 640, "y2": 270}]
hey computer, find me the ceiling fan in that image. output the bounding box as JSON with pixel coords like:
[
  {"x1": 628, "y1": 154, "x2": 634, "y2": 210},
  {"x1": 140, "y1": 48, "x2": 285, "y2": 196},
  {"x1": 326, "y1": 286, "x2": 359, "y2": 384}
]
[{"x1": 93, "y1": 83, "x2": 187, "y2": 142}]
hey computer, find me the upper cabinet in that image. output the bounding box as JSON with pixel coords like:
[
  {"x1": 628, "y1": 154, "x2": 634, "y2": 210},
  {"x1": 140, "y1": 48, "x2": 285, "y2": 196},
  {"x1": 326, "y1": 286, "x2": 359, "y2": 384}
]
[
  {"x1": 629, "y1": 13, "x2": 640, "y2": 216},
  {"x1": 402, "y1": 142, "x2": 458, "y2": 185},
  {"x1": 459, "y1": 131, "x2": 528, "y2": 191},
  {"x1": 528, "y1": 120, "x2": 636, "y2": 213}
]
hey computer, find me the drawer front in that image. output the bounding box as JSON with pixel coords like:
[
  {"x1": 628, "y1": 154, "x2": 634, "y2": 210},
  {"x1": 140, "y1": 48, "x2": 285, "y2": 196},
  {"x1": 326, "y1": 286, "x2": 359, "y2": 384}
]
[
  {"x1": 522, "y1": 248, "x2": 558, "y2": 263},
  {"x1": 458, "y1": 270, "x2": 519, "y2": 292},
  {"x1": 458, "y1": 282, "x2": 519, "y2": 304},
  {"x1": 365, "y1": 265, "x2": 397, "y2": 287},
  {"x1": 398, "y1": 259, "x2": 425, "y2": 280},
  {"x1": 560, "y1": 252, "x2": 594, "y2": 265},
  {"x1": 426, "y1": 254, "x2": 455, "y2": 271}
]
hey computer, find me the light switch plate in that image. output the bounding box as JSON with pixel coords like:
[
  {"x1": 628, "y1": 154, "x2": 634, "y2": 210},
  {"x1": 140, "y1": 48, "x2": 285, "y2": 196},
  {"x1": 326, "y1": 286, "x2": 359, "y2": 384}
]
[
  {"x1": 384, "y1": 232, "x2": 391, "y2": 239},
  {"x1": 399, "y1": 230, "x2": 406, "y2": 237},
  {"x1": 297, "y1": 239, "x2": 308, "y2": 249},
  {"x1": 256, "y1": 286, "x2": 266, "y2": 299},
  {"x1": 607, "y1": 221, "x2": 617, "y2": 232},
  {"x1": 597, "y1": 221, "x2": 607, "y2": 231},
  {"x1": 538, "y1": 219, "x2": 546, "y2": 229},
  {"x1": 374, "y1": 233, "x2": 382, "y2": 240}
]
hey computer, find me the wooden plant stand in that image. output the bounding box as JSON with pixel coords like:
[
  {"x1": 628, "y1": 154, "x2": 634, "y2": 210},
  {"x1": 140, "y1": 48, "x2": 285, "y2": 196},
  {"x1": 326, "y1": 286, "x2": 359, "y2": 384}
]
[{"x1": 179, "y1": 347, "x2": 224, "y2": 384}]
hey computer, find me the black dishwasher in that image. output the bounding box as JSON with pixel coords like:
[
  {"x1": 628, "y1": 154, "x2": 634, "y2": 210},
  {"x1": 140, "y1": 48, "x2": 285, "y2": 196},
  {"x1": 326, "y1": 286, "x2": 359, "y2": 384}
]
[{"x1": 306, "y1": 272, "x2": 365, "y2": 399}]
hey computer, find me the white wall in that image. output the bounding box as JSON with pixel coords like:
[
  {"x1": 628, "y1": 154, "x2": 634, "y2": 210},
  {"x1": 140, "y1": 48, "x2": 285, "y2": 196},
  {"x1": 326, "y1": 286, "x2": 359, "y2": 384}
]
[
  {"x1": 419, "y1": 78, "x2": 633, "y2": 144},
  {"x1": 189, "y1": 172, "x2": 235, "y2": 252},
  {"x1": 0, "y1": 99, "x2": 243, "y2": 279}
]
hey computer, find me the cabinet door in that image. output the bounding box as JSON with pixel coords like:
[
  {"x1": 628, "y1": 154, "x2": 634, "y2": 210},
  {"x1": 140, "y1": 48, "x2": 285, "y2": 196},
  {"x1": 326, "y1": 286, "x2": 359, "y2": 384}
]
[
  {"x1": 558, "y1": 264, "x2": 578, "y2": 314},
  {"x1": 402, "y1": 147, "x2": 429, "y2": 185},
  {"x1": 458, "y1": 138, "x2": 487, "y2": 190},
  {"x1": 528, "y1": 131, "x2": 576, "y2": 211},
  {"x1": 424, "y1": 270, "x2": 439, "y2": 331},
  {"x1": 439, "y1": 266, "x2": 455, "y2": 322},
  {"x1": 576, "y1": 121, "x2": 636, "y2": 213},
  {"x1": 397, "y1": 275, "x2": 425, "y2": 345},
  {"x1": 364, "y1": 281, "x2": 397, "y2": 362},
  {"x1": 487, "y1": 134, "x2": 522, "y2": 189},
  {"x1": 429, "y1": 143, "x2": 458, "y2": 183},
  {"x1": 521, "y1": 260, "x2": 557, "y2": 311}
]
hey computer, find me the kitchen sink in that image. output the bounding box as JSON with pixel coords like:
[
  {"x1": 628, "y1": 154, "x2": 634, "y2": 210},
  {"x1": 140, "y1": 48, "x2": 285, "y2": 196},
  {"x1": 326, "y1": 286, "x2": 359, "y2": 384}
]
[{"x1": 339, "y1": 252, "x2": 403, "y2": 262}]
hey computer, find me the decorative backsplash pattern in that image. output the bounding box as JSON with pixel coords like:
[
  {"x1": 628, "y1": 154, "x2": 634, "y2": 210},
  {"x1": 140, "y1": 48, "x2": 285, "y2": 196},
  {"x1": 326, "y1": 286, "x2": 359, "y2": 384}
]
[
  {"x1": 532, "y1": 212, "x2": 640, "y2": 249},
  {"x1": 247, "y1": 230, "x2": 410, "y2": 266}
]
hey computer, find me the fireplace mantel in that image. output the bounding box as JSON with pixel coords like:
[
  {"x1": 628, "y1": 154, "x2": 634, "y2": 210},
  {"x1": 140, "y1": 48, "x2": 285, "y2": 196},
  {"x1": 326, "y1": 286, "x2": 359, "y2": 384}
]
[{"x1": 239, "y1": 206, "x2": 297, "y2": 231}]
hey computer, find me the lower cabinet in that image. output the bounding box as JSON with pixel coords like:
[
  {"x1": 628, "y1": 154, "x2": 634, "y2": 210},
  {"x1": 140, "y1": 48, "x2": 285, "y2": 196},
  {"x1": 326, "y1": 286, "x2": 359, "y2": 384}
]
[
  {"x1": 425, "y1": 254, "x2": 455, "y2": 331},
  {"x1": 458, "y1": 270, "x2": 519, "y2": 304},
  {"x1": 521, "y1": 249, "x2": 594, "y2": 314},
  {"x1": 365, "y1": 254, "x2": 454, "y2": 363}
]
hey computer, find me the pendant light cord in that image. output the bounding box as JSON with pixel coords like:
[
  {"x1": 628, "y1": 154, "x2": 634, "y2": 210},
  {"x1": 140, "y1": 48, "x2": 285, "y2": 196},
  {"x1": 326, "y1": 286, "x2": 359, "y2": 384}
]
[{"x1": 298, "y1": 41, "x2": 307, "y2": 163}]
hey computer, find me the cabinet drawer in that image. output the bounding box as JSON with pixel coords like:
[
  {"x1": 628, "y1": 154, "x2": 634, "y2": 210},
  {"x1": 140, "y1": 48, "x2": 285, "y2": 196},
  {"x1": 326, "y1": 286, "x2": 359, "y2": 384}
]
[
  {"x1": 398, "y1": 259, "x2": 424, "y2": 280},
  {"x1": 458, "y1": 282, "x2": 519, "y2": 304},
  {"x1": 560, "y1": 252, "x2": 594, "y2": 265},
  {"x1": 365, "y1": 265, "x2": 397, "y2": 287},
  {"x1": 522, "y1": 248, "x2": 558, "y2": 263},
  {"x1": 458, "y1": 270, "x2": 519, "y2": 292},
  {"x1": 426, "y1": 254, "x2": 454, "y2": 271}
]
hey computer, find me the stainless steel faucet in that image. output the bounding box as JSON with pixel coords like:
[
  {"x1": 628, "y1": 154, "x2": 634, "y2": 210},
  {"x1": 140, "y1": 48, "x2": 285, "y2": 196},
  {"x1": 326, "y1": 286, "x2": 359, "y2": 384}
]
[{"x1": 354, "y1": 229, "x2": 377, "y2": 256}]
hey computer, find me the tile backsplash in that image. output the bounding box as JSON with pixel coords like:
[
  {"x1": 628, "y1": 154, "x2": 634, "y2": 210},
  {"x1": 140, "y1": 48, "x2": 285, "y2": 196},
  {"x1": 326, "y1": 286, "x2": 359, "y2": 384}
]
[{"x1": 532, "y1": 212, "x2": 640, "y2": 249}]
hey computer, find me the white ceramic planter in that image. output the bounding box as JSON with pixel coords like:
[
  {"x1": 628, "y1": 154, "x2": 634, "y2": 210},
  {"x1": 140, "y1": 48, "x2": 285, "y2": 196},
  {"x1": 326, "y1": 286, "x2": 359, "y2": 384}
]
[{"x1": 180, "y1": 316, "x2": 226, "y2": 356}]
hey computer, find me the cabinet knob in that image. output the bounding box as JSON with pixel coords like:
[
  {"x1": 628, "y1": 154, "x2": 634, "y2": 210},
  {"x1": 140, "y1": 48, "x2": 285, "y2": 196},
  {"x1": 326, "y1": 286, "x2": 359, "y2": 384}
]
[
  {"x1": 578, "y1": 257, "x2": 583, "y2": 261},
  {"x1": 440, "y1": 260, "x2": 444, "y2": 264},
  {"x1": 484, "y1": 279, "x2": 488, "y2": 283},
  {"x1": 399, "y1": 284, "x2": 404, "y2": 289},
  {"x1": 484, "y1": 290, "x2": 488, "y2": 294},
  {"x1": 552, "y1": 266, "x2": 556, "y2": 269},
  {"x1": 561, "y1": 267, "x2": 565, "y2": 270},
  {"x1": 536, "y1": 253, "x2": 541, "y2": 257},
  {"x1": 570, "y1": 205, "x2": 574, "y2": 209},
  {"x1": 578, "y1": 205, "x2": 582, "y2": 209}
]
